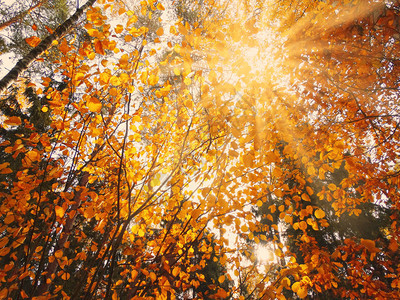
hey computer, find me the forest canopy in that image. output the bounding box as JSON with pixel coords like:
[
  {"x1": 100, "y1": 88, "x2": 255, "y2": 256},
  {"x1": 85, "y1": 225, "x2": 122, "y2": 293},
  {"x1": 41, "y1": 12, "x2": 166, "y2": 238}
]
[{"x1": 0, "y1": 0, "x2": 399, "y2": 299}]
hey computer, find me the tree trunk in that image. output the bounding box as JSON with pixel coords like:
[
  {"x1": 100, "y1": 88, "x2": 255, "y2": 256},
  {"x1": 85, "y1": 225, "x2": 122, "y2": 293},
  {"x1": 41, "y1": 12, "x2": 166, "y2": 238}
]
[
  {"x1": 0, "y1": 0, "x2": 47, "y2": 32},
  {"x1": 0, "y1": 0, "x2": 97, "y2": 94}
]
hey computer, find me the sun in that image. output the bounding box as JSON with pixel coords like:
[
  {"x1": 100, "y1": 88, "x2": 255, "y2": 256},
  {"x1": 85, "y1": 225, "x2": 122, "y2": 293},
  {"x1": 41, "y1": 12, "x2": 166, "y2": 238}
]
[{"x1": 255, "y1": 244, "x2": 275, "y2": 264}]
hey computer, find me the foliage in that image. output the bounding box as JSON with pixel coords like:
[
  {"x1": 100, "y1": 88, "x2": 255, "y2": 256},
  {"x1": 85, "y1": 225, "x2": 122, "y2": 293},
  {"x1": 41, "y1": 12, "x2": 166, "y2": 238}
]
[{"x1": 0, "y1": 0, "x2": 399, "y2": 299}]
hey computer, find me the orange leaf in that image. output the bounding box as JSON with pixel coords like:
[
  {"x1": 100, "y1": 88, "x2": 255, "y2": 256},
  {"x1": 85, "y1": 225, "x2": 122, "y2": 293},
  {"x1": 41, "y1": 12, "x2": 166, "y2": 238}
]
[
  {"x1": 0, "y1": 162, "x2": 11, "y2": 170},
  {"x1": 54, "y1": 250, "x2": 63, "y2": 259},
  {"x1": 218, "y1": 275, "x2": 225, "y2": 284},
  {"x1": 115, "y1": 25, "x2": 123, "y2": 34},
  {"x1": 314, "y1": 209, "x2": 325, "y2": 219},
  {"x1": 55, "y1": 206, "x2": 65, "y2": 218},
  {"x1": 156, "y1": 27, "x2": 164, "y2": 36},
  {"x1": 4, "y1": 214, "x2": 14, "y2": 225},
  {"x1": 87, "y1": 97, "x2": 102, "y2": 113},
  {"x1": 0, "y1": 168, "x2": 12, "y2": 174},
  {"x1": 94, "y1": 39, "x2": 105, "y2": 55},
  {"x1": 172, "y1": 267, "x2": 180, "y2": 277},
  {"x1": 25, "y1": 36, "x2": 41, "y2": 47},
  {"x1": 4, "y1": 116, "x2": 22, "y2": 126},
  {"x1": 45, "y1": 25, "x2": 53, "y2": 33}
]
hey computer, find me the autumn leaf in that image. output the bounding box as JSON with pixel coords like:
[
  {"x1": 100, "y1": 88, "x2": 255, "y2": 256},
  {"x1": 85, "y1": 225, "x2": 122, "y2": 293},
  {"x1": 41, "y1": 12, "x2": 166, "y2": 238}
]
[
  {"x1": 218, "y1": 275, "x2": 225, "y2": 284},
  {"x1": 87, "y1": 97, "x2": 102, "y2": 113},
  {"x1": 25, "y1": 36, "x2": 41, "y2": 47},
  {"x1": 3, "y1": 214, "x2": 14, "y2": 225},
  {"x1": 54, "y1": 250, "x2": 63, "y2": 259},
  {"x1": 156, "y1": 27, "x2": 164, "y2": 36},
  {"x1": 115, "y1": 25, "x2": 123, "y2": 34},
  {"x1": 94, "y1": 39, "x2": 105, "y2": 55},
  {"x1": 314, "y1": 209, "x2": 325, "y2": 219},
  {"x1": 55, "y1": 206, "x2": 65, "y2": 218},
  {"x1": 4, "y1": 116, "x2": 22, "y2": 126}
]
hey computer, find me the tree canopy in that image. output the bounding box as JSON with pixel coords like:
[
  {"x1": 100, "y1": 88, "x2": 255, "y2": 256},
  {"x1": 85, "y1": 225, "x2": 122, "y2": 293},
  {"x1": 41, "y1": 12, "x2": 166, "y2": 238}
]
[{"x1": 0, "y1": 0, "x2": 399, "y2": 299}]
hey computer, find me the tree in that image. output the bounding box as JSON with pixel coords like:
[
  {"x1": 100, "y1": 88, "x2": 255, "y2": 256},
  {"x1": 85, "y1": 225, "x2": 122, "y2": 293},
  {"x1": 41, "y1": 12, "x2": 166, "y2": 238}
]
[{"x1": 0, "y1": 0, "x2": 399, "y2": 299}]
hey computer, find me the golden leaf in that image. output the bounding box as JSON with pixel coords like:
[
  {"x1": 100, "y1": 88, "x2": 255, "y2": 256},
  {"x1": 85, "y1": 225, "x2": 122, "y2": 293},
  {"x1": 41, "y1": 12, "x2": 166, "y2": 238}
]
[
  {"x1": 54, "y1": 250, "x2": 63, "y2": 259},
  {"x1": 115, "y1": 25, "x2": 123, "y2": 34},
  {"x1": 314, "y1": 209, "x2": 325, "y2": 219},
  {"x1": 148, "y1": 74, "x2": 159, "y2": 85},
  {"x1": 172, "y1": 267, "x2": 180, "y2": 277},
  {"x1": 156, "y1": 27, "x2": 164, "y2": 36},
  {"x1": 218, "y1": 275, "x2": 225, "y2": 284},
  {"x1": 149, "y1": 272, "x2": 156, "y2": 283},
  {"x1": 55, "y1": 206, "x2": 65, "y2": 218},
  {"x1": 87, "y1": 97, "x2": 102, "y2": 113},
  {"x1": 110, "y1": 76, "x2": 121, "y2": 86}
]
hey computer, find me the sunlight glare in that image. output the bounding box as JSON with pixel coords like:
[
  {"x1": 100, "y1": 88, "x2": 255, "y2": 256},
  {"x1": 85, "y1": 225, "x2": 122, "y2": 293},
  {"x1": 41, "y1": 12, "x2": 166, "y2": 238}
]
[{"x1": 256, "y1": 244, "x2": 275, "y2": 264}]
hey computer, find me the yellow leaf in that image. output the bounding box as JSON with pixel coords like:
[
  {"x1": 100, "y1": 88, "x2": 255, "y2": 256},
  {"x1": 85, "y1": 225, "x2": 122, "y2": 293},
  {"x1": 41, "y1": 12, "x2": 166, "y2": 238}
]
[
  {"x1": 314, "y1": 209, "x2": 325, "y2": 219},
  {"x1": 173, "y1": 68, "x2": 180, "y2": 76},
  {"x1": 61, "y1": 272, "x2": 70, "y2": 280},
  {"x1": 170, "y1": 26, "x2": 177, "y2": 35},
  {"x1": 26, "y1": 150, "x2": 40, "y2": 162},
  {"x1": 110, "y1": 76, "x2": 121, "y2": 86},
  {"x1": 41, "y1": 106, "x2": 48, "y2": 112},
  {"x1": 292, "y1": 282, "x2": 301, "y2": 292},
  {"x1": 138, "y1": 228, "x2": 145, "y2": 237},
  {"x1": 5, "y1": 116, "x2": 22, "y2": 126},
  {"x1": 157, "y1": 3, "x2": 165, "y2": 10},
  {"x1": 55, "y1": 206, "x2": 65, "y2": 218},
  {"x1": 129, "y1": 26, "x2": 146, "y2": 37},
  {"x1": 184, "y1": 77, "x2": 191, "y2": 85},
  {"x1": 150, "y1": 272, "x2": 156, "y2": 283},
  {"x1": 172, "y1": 267, "x2": 180, "y2": 277},
  {"x1": 74, "y1": 73, "x2": 85, "y2": 81},
  {"x1": 148, "y1": 74, "x2": 159, "y2": 85},
  {"x1": 25, "y1": 36, "x2": 41, "y2": 47},
  {"x1": 87, "y1": 97, "x2": 102, "y2": 113},
  {"x1": 218, "y1": 275, "x2": 225, "y2": 284},
  {"x1": 297, "y1": 286, "x2": 308, "y2": 298},
  {"x1": 256, "y1": 200, "x2": 263, "y2": 207}
]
